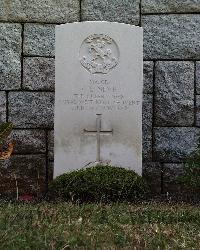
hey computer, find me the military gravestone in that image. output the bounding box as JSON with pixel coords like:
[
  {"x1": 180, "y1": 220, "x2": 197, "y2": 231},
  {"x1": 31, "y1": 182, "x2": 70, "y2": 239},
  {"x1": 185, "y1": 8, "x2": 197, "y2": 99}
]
[{"x1": 54, "y1": 21, "x2": 143, "y2": 177}]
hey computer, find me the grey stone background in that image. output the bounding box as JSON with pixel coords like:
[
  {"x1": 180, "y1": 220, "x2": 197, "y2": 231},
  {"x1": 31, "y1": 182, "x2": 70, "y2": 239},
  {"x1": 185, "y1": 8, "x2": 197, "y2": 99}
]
[{"x1": 0, "y1": 0, "x2": 200, "y2": 195}]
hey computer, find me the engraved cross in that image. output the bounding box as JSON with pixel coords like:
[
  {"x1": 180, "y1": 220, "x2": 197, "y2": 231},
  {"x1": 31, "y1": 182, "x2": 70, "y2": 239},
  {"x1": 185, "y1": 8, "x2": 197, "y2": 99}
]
[{"x1": 84, "y1": 114, "x2": 113, "y2": 163}]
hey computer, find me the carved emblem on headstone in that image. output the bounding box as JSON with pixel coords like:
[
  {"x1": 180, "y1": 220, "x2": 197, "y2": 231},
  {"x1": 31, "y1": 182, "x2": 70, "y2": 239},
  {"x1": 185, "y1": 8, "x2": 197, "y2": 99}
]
[{"x1": 80, "y1": 34, "x2": 119, "y2": 74}]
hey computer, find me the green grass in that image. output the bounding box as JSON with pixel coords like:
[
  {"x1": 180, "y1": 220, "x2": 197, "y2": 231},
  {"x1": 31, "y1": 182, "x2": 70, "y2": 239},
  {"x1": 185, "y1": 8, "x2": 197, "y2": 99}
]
[{"x1": 0, "y1": 202, "x2": 200, "y2": 249}]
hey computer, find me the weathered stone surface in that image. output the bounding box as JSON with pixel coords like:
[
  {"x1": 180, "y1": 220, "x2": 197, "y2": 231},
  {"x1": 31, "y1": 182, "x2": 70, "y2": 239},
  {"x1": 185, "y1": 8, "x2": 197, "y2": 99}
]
[
  {"x1": 48, "y1": 130, "x2": 54, "y2": 161},
  {"x1": 0, "y1": 0, "x2": 80, "y2": 23},
  {"x1": 143, "y1": 94, "x2": 153, "y2": 161},
  {"x1": 143, "y1": 61, "x2": 154, "y2": 93},
  {"x1": 48, "y1": 161, "x2": 54, "y2": 182},
  {"x1": 155, "y1": 61, "x2": 194, "y2": 126},
  {"x1": 23, "y1": 57, "x2": 55, "y2": 91},
  {"x1": 55, "y1": 22, "x2": 143, "y2": 176},
  {"x1": 0, "y1": 155, "x2": 46, "y2": 195},
  {"x1": 0, "y1": 23, "x2": 21, "y2": 90},
  {"x1": 162, "y1": 163, "x2": 185, "y2": 194},
  {"x1": 196, "y1": 62, "x2": 200, "y2": 94},
  {"x1": 81, "y1": 0, "x2": 140, "y2": 25},
  {"x1": 24, "y1": 24, "x2": 55, "y2": 56},
  {"x1": 142, "y1": 0, "x2": 200, "y2": 13},
  {"x1": 195, "y1": 95, "x2": 200, "y2": 126},
  {"x1": 142, "y1": 15, "x2": 200, "y2": 59},
  {"x1": 143, "y1": 162, "x2": 161, "y2": 194},
  {"x1": 154, "y1": 127, "x2": 200, "y2": 162},
  {"x1": 0, "y1": 92, "x2": 6, "y2": 122},
  {"x1": 8, "y1": 92, "x2": 54, "y2": 128},
  {"x1": 9, "y1": 130, "x2": 46, "y2": 154}
]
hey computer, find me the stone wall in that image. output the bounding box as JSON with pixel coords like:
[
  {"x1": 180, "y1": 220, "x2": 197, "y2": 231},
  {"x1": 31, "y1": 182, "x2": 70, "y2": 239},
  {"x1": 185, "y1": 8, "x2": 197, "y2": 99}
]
[{"x1": 0, "y1": 0, "x2": 200, "y2": 196}]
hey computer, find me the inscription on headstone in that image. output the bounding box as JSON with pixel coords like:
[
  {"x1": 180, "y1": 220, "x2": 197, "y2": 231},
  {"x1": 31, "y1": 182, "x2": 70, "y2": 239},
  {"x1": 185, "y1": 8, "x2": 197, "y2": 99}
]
[{"x1": 55, "y1": 21, "x2": 143, "y2": 177}]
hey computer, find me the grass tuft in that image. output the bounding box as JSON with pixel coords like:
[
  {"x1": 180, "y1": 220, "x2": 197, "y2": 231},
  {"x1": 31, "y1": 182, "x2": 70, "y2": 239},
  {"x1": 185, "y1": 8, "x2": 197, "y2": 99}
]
[{"x1": 0, "y1": 201, "x2": 200, "y2": 249}]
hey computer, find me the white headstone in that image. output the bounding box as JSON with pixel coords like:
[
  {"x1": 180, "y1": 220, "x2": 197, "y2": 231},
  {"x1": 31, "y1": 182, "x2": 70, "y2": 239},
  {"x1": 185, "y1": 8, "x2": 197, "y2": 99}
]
[{"x1": 54, "y1": 21, "x2": 143, "y2": 177}]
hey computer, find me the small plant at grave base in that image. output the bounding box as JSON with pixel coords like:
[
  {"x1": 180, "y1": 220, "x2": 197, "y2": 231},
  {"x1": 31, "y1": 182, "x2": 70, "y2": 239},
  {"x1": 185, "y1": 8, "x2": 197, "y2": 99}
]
[
  {"x1": 0, "y1": 122, "x2": 14, "y2": 160},
  {"x1": 178, "y1": 145, "x2": 200, "y2": 189},
  {"x1": 49, "y1": 165, "x2": 148, "y2": 203}
]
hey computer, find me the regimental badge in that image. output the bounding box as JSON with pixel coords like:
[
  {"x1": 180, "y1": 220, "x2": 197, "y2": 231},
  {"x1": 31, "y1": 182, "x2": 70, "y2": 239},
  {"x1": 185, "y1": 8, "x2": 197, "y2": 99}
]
[{"x1": 80, "y1": 34, "x2": 119, "y2": 74}]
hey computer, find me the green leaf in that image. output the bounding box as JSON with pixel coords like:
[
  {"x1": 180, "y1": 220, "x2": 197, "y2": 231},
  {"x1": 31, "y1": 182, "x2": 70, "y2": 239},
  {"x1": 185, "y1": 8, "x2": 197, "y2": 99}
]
[{"x1": 0, "y1": 122, "x2": 13, "y2": 145}]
